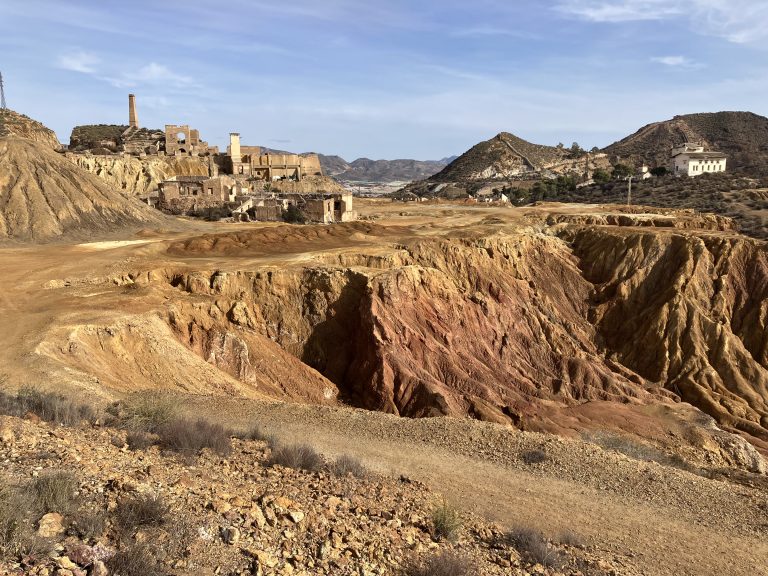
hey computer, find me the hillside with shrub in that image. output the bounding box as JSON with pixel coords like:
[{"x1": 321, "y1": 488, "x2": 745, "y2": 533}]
[{"x1": 604, "y1": 112, "x2": 768, "y2": 176}]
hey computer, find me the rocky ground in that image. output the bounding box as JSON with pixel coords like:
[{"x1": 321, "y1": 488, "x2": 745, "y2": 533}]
[{"x1": 0, "y1": 409, "x2": 632, "y2": 576}]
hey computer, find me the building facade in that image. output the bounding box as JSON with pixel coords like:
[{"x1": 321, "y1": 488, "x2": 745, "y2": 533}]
[{"x1": 672, "y1": 143, "x2": 727, "y2": 177}]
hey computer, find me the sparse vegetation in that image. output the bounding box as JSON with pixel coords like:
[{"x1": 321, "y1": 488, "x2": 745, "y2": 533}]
[
  {"x1": 557, "y1": 529, "x2": 586, "y2": 548},
  {"x1": 405, "y1": 550, "x2": 478, "y2": 576},
  {"x1": 330, "y1": 454, "x2": 368, "y2": 478},
  {"x1": 0, "y1": 387, "x2": 96, "y2": 426},
  {"x1": 156, "y1": 417, "x2": 232, "y2": 456},
  {"x1": 115, "y1": 493, "x2": 169, "y2": 536},
  {"x1": 521, "y1": 449, "x2": 548, "y2": 465},
  {"x1": 268, "y1": 443, "x2": 324, "y2": 471},
  {"x1": 107, "y1": 543, "x2": 165, "y2": 576},
  {"x1": 69, "y1": 506, "x2": 107, "y2": 541},
  {"x1": 506, "y1": 527, "x2": 567, "y2": 569},
  {"x1": 430, "y1": 499, "x2": 463, "y2": 542},
  {"x1": 282, "y1": 204, "x2": 307, "y2": 224},
  {"x1": 126, "y1": 430, "x2": 156, "y2": 451},
  {"x1": 120, "y1": 391, "x2": 178, "y2": 433},
  {"x1": 0, "y1": 483, "x2": 34, "y2": 560},
  {"x1": 31, "y1": 470, "x2": 78, "y2": 515}
]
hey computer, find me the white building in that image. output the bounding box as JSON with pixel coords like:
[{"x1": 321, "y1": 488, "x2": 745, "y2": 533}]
[{"x1": 671, "y1": 143, "x2": 727, "y2": 177}]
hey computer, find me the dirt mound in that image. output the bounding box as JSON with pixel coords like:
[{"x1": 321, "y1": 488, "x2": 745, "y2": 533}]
[
  {"x1": 604, "y1": 111, "x2": 768, "y2": 176},
  {"x1": 167, "y1": 222, "x2": 404, "y2": 256},
  {"x1": 0, "y1": 108, "x2": 61, "y2": 150},
  {"x1": 0, "y1": 135, "x2": 163, "y2": 242}
]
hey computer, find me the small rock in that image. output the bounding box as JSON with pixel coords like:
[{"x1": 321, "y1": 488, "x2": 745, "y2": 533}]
[
  {"x1": 222, "y1": 526, "x2": 241, "y2": 545},
  {"x1": 37, "y1": 513, "x2": 65, "y2": 538},
  {"x1": 57, "y1": 557, "x2": 79, "y2": 571},
  {"x1": 90, "y1": 561, "x2": 108, "y2": 576},
  {"x1": 288, "y1": 510, "x2": 305, "y2": 524}
]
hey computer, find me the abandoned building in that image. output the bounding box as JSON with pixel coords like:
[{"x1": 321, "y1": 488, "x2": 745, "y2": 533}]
[
  {"x1": 157, "y1": 175, "x2": 242, "y2": 213},
  {"x1": 672, "y1": 143, "x2": 727, "y2": 177},
  {"x1": 231, "y1": 192, "x2": 356, "y2": 224},
  {"x1": 227, "y1": 133, "x2": 322, "y2": 181}
]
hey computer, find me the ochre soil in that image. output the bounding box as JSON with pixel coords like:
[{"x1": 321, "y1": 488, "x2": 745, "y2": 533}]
[{"x1": 0, "y1": 200, "x2": 767, "y2": 575}]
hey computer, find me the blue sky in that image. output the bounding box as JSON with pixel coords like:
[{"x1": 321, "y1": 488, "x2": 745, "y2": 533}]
[{"x1": 1, "y1": 0, "x2": 767, "y2": 159}]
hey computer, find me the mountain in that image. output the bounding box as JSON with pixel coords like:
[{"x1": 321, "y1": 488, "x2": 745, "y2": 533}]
[
  {"x1": 317, "y1": 154, "x2": 452, "y2": 183},
  {"x1": 0, "y1": 110, "x2": 163, "y2": 242},
  {"x1": 400, "y1": 132, "x2": 608, "y2": 197},
  {"x1": 604, "y1": 111, "x2": 768, "y2": 175}
]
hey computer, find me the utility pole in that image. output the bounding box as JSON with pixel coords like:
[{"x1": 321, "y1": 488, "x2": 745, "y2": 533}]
[
  {"x1": 627, "y1": 175, "x2": 633, "y2": 207},
  {"x1": 0, "y1": 72, "x2": 7, "y2": 110}
]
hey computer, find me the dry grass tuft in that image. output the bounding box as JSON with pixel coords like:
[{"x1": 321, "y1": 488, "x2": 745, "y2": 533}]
[
  {"x1": 405, "y1": 550, "x2": 478, "y2": 576},
  {"x1": 268, "y1": 443, "x2": 324, "y2": 471},
  {"x1": 430, "y1": 498, "x2": 463, "y2": 542}
]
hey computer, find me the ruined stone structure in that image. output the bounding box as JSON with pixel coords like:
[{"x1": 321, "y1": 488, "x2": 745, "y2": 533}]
[
  {"x1": 158, "y1": 175, "x2": 242, "y2": 214},
  {"x1": 227, "y1": 133, "x2": 322, "y2": 181},
  {"x1": 164, "y1": 124, "x2": 216, "y2": 156}
]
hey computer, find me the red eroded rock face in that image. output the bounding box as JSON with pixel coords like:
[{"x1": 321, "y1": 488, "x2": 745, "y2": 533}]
[{"x1": 158, "y1": 222, "x2": 763, "y2": 445}]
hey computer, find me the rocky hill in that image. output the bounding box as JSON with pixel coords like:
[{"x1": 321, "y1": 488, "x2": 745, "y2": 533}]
[
  {"x1": 399, "y1": 133, "x2": 609, "y2": 197},
  {"x1": 0, "y1": 112, "x2": 163, "y2": 241},
  {"x1": 66, "y1": 153, "x2": 212, "y2": 197},
  {"x1": 604, "y1": 111, "x2": 768, "y2": 175},
  {"x1": 0, "y1": 109, "x2": 61, "y2": 150}
]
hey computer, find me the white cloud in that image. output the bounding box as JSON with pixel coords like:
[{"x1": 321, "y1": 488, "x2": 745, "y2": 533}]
[
  {"x1": 651, "y1": 55, "x2": 703, "y2": 68},
  {"x1": 556, "y1": 0, "x2": 768, "y2": 43},
  {"x1": 555, "y1": 0, "x2": 681, "y2": 22},
  {"x1": 56, "y1": 51, "x2": 100, "y2": 74},
  {"x1": 104, "y1": 63, "x2": 196, "y2": 89}
]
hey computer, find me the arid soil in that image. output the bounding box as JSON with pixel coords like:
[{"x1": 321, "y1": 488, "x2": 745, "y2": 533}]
[
  {"x1": 1, "y1": 199, "x2": 767, "y2": 575},
  {"x1": 0, "y1": 136, "x2": 165, "y2": 241}
]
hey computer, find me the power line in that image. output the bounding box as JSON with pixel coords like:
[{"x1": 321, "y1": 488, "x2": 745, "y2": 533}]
[{"x1": 0, "y1": 72, "x2": 6, "y2": 110}]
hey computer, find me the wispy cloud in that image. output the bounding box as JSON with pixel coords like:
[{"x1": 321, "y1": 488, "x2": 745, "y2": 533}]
[
  {"x1": 555, "y1": 0, "x2": 768, "y2": 43},
  {"x1": 452, "y1": 26, "x2": 540, "y2": 39},
  {"x1": 651, "y1": 55, "x2": 704, "y2": 69},
  {"x1": 105, "y1": 63, "x2": 196, "y2": 89},
  {"x1": 56, "y1": 51, "x2": 100, "y2": 74},
  {"x1": 555, "y1": 0, "x2": 681, "y2": 22}
]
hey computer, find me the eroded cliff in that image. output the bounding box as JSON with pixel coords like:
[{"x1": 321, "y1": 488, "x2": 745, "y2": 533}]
[{"x1": 66, "y1": 153, "x2": 211, "y2": 196}]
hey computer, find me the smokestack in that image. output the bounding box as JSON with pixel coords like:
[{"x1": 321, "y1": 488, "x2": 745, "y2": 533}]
[
  {"x1": 128, "y1": 94, "x2": 138, "y2": 128},
  {"x1": 229, "y1": 133, "x2": 241, "y2": 163}
]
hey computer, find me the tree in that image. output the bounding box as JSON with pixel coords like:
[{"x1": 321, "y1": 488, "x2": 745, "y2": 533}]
[
  {"x1": 570, "y1": 142, "x2": 584, "y2": 156},
  {"x1": 611, "y1": 164, "x2": 634, "y2": 180},
  {"x1": 590, "y1": 146, "x2": 600, "y2": 154},
  {"x1": 593, "y1": 168, "x2": 611, "y2": 184},
  {"x1": 650, "y1": 166, "x2": 668, "y2": 177},
  {"x1": 282, "y1": 204, "x2": 306, "y2": 224}
]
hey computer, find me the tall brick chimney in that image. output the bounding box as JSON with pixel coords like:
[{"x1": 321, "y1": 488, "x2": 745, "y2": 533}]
[{"x1": 128, "y1": 94, "x2": 138, "y2": 128}]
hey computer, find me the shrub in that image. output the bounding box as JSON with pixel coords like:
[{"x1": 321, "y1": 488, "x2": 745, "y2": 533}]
[
  {"x1": 557, "y1": 529, "x2": 585, "y2": 548},
  {"x1": 405, "y1": 550, "x2": 478, "y2": 576},
  {"x1": 0, "y1": 388, "x2": 96, "y2": 426},
  {"x1": 521, "y1": 449, "x2": 548, "y2": 465},
  {"x1": 107, "y1": 544, "x2": 164, "y2": 576},
  {"x1": 126, "y1": 431, "x2": 156, "y2": 451},
  {"x1": 282, "y1": 204, "x2": 307, "y2": 224},
  {"x1": 31, "y1": 471, "x2": 78, "y2": 514},
  {"x1": 268, "y1": 443, "x2": 323, "y2": 471},
  {"x1": 70, "y1": 507, "x2": 107, "y2": 541},
  {"x1": 156, "y1": 418, "x2": 232, "y2": 456},
  {"x1": 330, "y1": 454, "x2": 368, "y2": 478},
  {"x1": 115, "y1": 493, "x2": 169, "y2": 536},
  {"x1": 430, "y1": 499, "x2": 463, "y2": 542},
  {"x1": 122, "y1": 391, "x2": 178, "y2": 433},
  {"x1": 506, "y1": 527, "x2": 567, "y2": 569},
  {"x1": 0, "y1": 484, "x2": 31, "y2": 559},
  {"x1": 237, "y1": 422, "x2": 270, "y2": 442}
]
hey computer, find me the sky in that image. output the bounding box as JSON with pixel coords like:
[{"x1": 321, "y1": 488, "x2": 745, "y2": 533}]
[{"x1": 1, "y1": 0, "x2": 767, "y2": 160}]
